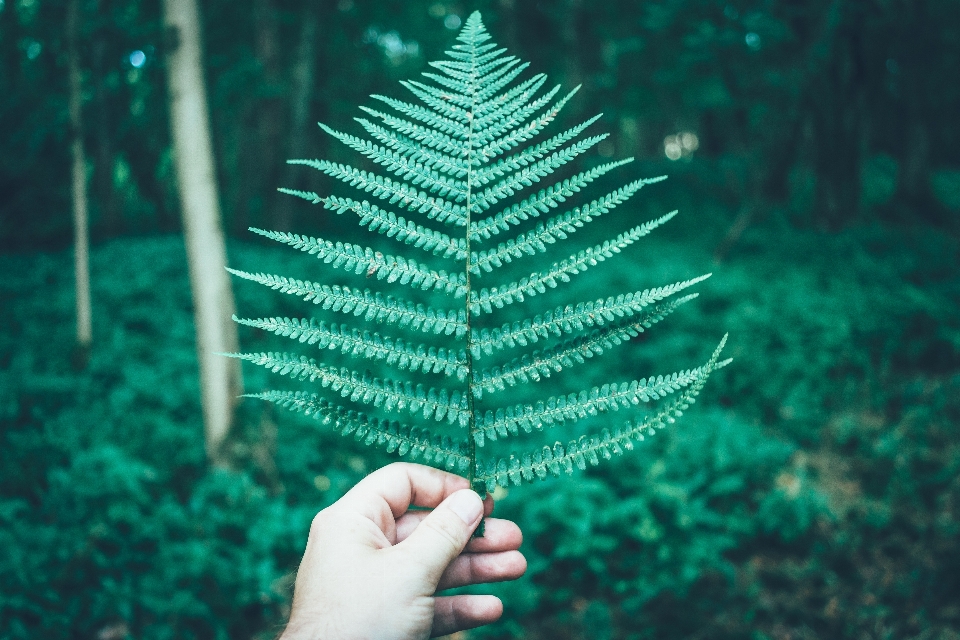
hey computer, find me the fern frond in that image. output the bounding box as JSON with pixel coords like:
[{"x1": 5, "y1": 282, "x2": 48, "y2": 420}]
[
  {"x1": 477, "y1": 85, "x2": 580, "y2": 159},
  {"x1": 257, "y1": 390, "x2": 470, "y2": 471},
  {"x1": 471, "y1": 178, "x2": 665, "y2": 274},
  {"x1": 395, "y1": 78, "x2": 472, "y2": 123},
  {"x1": 421, "y1": 57, "x2": 526, "y2": 100},
  {"x1": 311, "y1": 195, "x2": 465, "y2": 260},
  {"x1": 473, "y1": 61, "x2": 531, "y2": 102},
  {"x1": 319, "y1": 124, "x2": 467, "y2": 198},
  {"x1": 248, "y1": 228, "x2": 465, "y2": 297},
  {"x1": 279, "y1": 189, "x2": 464, "y2": 259},
  {"x1": 358, "y1": 108, "x2": 470, "y2": 159},
  {"x1": 427, "y1": 54, "x2": 494, "y2": 77},
  {"x1": 227, "y1": 352, "x2": 468, "y2": 425},
  {"x1": 473, "y1": 85, "x2": 566, "y2": 153},
  {"x1": 419, "y1": 70, "x2": 476, "y2": 97},
  {"x1": 473, "y1": 294, "x2": 698, "y2": 395},
  {"x1": 473, "y1": 74, "x2": 548, "y2": 128},
  {"x1": 469, "y1": 275, "x2": 710, "y2": 357},
  {"x1": 289, "y1": 159, "x2": 466, "y2": 226},
  {"x1": 226, "y1": 268, "x2": 466, "y2": 337},
  {"x1": 442, "y1": 46, "x2": 508, "y2": 68},
  {"x1": 233, "y1": 316, "x2": 468, "y2": 380},
  {"x1": 430, "y1": 49, "x2": 511, "y2": 77},
  {"x1": 473, "y1": 343, "x2": 726, "y2": 445},
  {"x1": 356, "y1": 119, "x2": 472, "y2": 176},
  {"x1": 475, "y1": 337, "x2": 730, "y2": 489},
  {"x1": 470, "y1": 212, "x2": 677, "y2": 315},
  {"x1": 473, "y1": 114, "x2": 603, "y2": 185},
  {"x1": 232, "y1": 11, "x2": 730, "y2": 506},
  {"x1": 470, "y1": 159, "x2": 638, "y2": 240},
  {"x1": 471, "y1": 135, "x2": 608, "y2": 212},
  {"x1": 370, "y1": 94, "x2": 471, "y2": 138},
  {"x1": 403, "y1": 79, "x2": 474, "y2": 111}
]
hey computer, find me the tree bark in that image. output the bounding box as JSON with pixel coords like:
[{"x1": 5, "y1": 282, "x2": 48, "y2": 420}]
[
  {"x1": 67, "y1": 0, "x2": 92, "y2": 360},
  {"x1": 162, "y1": 0, "x2": 243, "y2": 464},
  {"x1": 90, "y1": 0, "x2": 118, "y2": 234}
]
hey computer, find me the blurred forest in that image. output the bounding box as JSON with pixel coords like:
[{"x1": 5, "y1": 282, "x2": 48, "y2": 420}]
[{"x1": 2, "y1": 0, "x2": 960, "y2": 638}]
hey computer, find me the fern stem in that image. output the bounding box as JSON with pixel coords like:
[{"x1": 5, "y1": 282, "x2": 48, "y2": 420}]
[{"x1": 463, "y1": 50, "x2": 480, "y2": 500}]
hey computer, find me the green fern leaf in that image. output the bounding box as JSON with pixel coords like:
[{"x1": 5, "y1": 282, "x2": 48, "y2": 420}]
[
  {"x1": 471, "y1": 134, "x2": 608, "y2": 211},
  {"x1": 318, "y1": 123, "x2": 467, "y2": 197},
  {"x1": 233, "y1": 315, "x2": 468, "y2": 380},
  {"x1": 469, "y1": 275, "x2": 711, "y2": 357},
  {"x1": 477, "y1": 86, "x2": 579, "y2": 158},
  {"x1": 473, "y1": 74, "x2": 549, "y2": 127},
  {"x1": 354, "y1": 118, "x2": 471, "y2": 175},
  {"x1": 287, "y1": 159, "x2": 467, "y2": 225},
  {"x1": 472, "y1": 114, "x2": 603, "y2": 185},
  {"x1": 470, "y1": 159, "x2": 640, "y2": 240},
  {"x1": 248, "y1": 228, "x2": 466, "y2": 296},
  {"x1": 228, "y1": 10, "x2": 731, "y2": 506},
  {"x1": 473, "y1": 293, "x2": 699, "y2": 395},
  {"x1": 471, "y1": 177, "x2": 666, "y2": 274},
  {"x1": 257, "y1": 390, "x2": 470, "y2": 471},
  {"x1": 227, "y1": 352, "x2": 467, "y2": 425},
  {"x1": 472, "y1": 355, "x2": 717, "y2": 446},
  {"x1": 370, "y1": 94, "x2": 471, "y2": 138},
  {"x1": 470, "y1": 211, "x2": 678, "y2": 315},
  {"x1": 306, "y1": 195, "x2": 465, "y2": 260},
  {"x1": 226, "y1": 268, "x2": 466, "y2": 337},
  {"x1": 476, "y1": 336, "x2": 731, "y2": 490}
]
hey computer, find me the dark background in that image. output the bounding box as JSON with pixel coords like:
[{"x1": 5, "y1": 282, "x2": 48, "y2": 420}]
[{"x1": 2, "y1": 1, "x2": 959, "y2": 638}]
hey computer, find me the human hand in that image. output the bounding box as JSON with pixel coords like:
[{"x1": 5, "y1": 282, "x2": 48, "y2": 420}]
[{"x1": 279, "y1": 462, "x2": 526, "y2": 640}]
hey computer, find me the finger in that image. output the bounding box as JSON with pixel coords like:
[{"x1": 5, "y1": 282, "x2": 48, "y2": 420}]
[
  {"x1": 483, "y1": 492, "x2": 495, "y2": 517},
  {"x1": 394, "y1": 489, "x2": 483, "y2": 585},
  {"x1": 338, "y1": 462, "x2": 470, "y2": 533},
  {"x1": 436, "y1": 550, "x2": 527, "y2": 591},
  {"x1": 431, "y1": 595, "x2": 503, "y2": 637},
  {"x1": 396, "y1": 515, "x2": 522, "y2": 553}
]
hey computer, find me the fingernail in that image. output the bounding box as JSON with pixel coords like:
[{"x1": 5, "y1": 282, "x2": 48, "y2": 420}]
[{"x1": 447, "y1": 489, "x2": 483, "y2": 525}]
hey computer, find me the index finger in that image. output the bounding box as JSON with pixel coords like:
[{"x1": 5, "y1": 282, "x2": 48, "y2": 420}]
[{"x1": 340, "y1": 462, "x2": 472, "y2": 526}]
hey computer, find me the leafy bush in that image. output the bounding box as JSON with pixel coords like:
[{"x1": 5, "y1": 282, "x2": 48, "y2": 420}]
[{"x1": 2, "y1": 220, "x2": 958, "y2": 638}]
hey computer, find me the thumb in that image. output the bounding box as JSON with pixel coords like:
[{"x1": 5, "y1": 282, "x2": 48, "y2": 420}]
[{"x1": 393, "y1": 489, "x2": 484, "y2": 587}]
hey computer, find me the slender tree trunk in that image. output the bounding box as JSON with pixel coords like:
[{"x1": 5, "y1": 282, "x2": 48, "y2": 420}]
[
  {"x1": 90, "y1": 0, "x2": 118, "y2": 234},
  {"x1": 68, "y1": 0, "x2": 92, "y2": 362},
  {"x1": 162, "y1": 0, "x2": 243, "y2": 464},
  {"x1": 275, "y1": 5, "x2": 320, "y2": 231}
]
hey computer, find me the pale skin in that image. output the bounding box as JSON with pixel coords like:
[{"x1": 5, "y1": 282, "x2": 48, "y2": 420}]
[{"x1": 279, "y1": 462, "x2": 527, "y2": 640}]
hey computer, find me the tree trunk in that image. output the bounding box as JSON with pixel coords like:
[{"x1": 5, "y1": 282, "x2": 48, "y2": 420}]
[
  {"x1": 275, "y1": 4, "x2": 320, "y2": 231},
  {"x1": 67, "y1": 0, "x2": 92, "y2": 363},
  {"x1": 162, "y1": 0, "x2": 243, "y2": 465},
  {"x1": 90, "y1": 0, "x2": 118, "y2": 235}
]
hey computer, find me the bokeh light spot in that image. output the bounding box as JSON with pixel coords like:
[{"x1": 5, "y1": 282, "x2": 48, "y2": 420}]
[
  {"x1": 444, "y1": 14, "x2": 461, "y2": 30},
  {"x1": 129, "y1": 50, "x2": 147, "y2": 68},
  {"x1": 26, "y1": 40, "x2": 41, "y2": 60}
]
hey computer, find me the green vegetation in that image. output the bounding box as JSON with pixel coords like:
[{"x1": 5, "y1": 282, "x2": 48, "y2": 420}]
[
  {"x1": 228, "y1": 13, "x2": 728, "y2": 508},
  {"x1": 3, "y1": 221, "x2": 958, "y2": 638},
  {"x1": 2, "y1": 0, "x2": 959, "y2": 638}
]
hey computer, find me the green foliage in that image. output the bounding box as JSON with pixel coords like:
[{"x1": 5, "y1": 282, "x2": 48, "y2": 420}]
[
  {"x1": 229, "y1": 12, "x2": 728, "y2": 494},
  {"x1": 2, "y1": 221, "x2": 959, "y2": 638}
]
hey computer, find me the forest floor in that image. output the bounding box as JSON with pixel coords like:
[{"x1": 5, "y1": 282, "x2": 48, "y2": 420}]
[{"x1": 2, "y1": 222, "x2": 959, "y2": 639}]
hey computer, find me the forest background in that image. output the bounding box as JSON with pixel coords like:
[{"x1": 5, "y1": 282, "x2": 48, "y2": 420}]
[{"x1": 2, "y1": 0, "x2": 960, "y2": 638}]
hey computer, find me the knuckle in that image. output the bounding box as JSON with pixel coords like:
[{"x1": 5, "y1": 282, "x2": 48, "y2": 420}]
[
  {"x1": 423, "y1": 513, "x2": 465, "y2": 553},
  {"x1": 309, "y1": 508, "x2": 333, "y2": 538}
]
